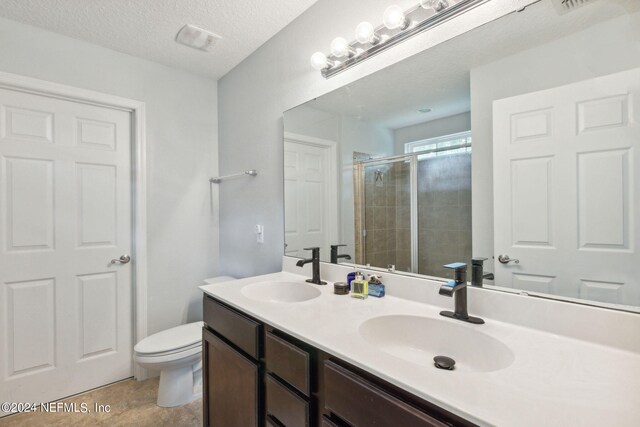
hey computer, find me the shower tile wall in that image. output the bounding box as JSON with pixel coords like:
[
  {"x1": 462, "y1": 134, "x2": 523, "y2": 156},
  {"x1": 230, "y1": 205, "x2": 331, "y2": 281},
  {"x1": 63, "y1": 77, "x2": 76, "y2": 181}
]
[{"x1": 417, "y1": 153, "x2": 472, "y2": 278}]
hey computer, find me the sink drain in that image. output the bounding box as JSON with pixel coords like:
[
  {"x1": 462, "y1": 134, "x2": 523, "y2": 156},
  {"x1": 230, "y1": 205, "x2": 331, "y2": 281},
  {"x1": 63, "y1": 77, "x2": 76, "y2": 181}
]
[{"x1": 433, "y1": 355, "x2": 455, "y2": 370}]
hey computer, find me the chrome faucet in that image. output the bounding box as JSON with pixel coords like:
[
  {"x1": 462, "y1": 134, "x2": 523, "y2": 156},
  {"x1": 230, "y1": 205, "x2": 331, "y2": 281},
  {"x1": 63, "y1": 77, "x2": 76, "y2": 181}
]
[
  {"x1": 330, "y1": 244, "x2": 352, "y2": 264},
  {"x1": 296, "y1": 247, "x2": 326, "y2": 285},
  {"x1": 439, "y1": 262, "x2": 484, "y2": 324}
]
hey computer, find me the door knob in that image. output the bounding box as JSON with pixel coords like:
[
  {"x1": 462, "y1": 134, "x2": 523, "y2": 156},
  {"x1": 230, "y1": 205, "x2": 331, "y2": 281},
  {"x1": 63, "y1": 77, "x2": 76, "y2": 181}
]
[
  {"x1": 498, "y1": 254, "x2": 519, "y2": 264},
  {"x1": 110, "y1": 254, "x2": 131, "y2": 264}
]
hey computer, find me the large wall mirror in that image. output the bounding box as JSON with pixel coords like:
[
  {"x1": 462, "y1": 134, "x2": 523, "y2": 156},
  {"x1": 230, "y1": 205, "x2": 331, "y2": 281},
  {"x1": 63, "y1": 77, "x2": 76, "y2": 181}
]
[{"x1": 283, "y1": 0, "x2": 640, "y2": 312}]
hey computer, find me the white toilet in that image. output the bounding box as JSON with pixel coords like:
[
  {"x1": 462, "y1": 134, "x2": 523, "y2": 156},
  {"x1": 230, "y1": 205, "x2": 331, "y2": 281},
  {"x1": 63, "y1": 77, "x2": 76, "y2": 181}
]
[
  {"x1": 134, "y1": 321, "x2": 204, "y2": 407},
  {"x1": 134, "y1": 276, "x2": 236, "y2": 407}
]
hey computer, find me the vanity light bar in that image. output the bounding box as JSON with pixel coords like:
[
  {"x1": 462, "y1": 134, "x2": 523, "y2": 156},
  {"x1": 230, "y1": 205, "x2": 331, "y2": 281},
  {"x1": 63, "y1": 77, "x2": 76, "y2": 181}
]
[{"x1": 312, "y1": 0, "x2": 489, "y2": 78}]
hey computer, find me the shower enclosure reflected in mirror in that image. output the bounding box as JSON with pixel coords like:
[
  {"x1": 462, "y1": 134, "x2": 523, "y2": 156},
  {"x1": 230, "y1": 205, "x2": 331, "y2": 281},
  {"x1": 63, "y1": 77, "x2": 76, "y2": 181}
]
[
  {"x1": 283, "y1": 0, "x2": 640, "y2": 311},
  {"x1": 353, "y1": 145, "x2": 471, "y2": 279}
]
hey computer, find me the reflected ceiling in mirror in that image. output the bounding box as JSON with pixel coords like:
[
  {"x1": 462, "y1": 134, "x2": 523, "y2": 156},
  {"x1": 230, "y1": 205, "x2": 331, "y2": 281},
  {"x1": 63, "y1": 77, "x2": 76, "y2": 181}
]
[{"x1": 283, "y1": 0, "x2": 640, "y2": 312}]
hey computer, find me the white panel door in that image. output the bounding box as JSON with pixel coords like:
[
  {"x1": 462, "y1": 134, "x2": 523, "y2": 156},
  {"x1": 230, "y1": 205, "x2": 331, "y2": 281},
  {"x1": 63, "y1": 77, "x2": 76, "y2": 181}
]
[
  {"x1": 493, "y1": 68, "x2": 640, "y2": 307},
  {"x1": 284, "y1": 138, "x2": 336, "y2": 258},
  {"x1": 0, "y1": 87, "x2": 133, "y2": 410}
]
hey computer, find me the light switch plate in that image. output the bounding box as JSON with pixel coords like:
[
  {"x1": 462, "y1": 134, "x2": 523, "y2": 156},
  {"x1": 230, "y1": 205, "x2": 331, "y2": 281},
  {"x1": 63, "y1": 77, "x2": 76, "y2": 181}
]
[{"x1": 254, "y1": 224, "x2": 264, "y2": 243}]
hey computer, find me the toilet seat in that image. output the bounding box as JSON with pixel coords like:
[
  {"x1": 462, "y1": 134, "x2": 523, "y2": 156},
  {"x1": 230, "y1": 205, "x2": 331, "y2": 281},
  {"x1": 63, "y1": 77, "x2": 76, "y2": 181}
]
[
  {"x1": 134, "y1": 345, "x2": 201, "y2": 366},
  {"x1": 134, "y1": 321, "x2": 203, "y2": 357},
  {"x1": 135, "y1": 341, "x2": 201, "y2": 358}
]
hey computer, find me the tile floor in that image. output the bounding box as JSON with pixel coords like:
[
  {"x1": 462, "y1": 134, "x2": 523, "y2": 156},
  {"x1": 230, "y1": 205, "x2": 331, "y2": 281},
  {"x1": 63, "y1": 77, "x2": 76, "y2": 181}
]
[{"x1": 0, "y1": 377, "x2": 202, "y2": 426}]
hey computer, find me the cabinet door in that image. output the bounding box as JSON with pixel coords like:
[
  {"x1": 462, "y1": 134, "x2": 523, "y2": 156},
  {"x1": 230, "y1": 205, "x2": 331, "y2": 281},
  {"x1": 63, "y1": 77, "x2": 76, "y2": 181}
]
[{"x1": 203, "y1": 328, "x2": 260, "y2": 427}]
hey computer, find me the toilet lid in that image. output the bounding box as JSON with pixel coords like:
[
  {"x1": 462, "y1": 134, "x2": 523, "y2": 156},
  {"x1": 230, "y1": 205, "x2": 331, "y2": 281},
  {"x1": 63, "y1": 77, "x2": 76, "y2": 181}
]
[{"x1": 135, "y1": 321, "x2": 203, "y2": 355}]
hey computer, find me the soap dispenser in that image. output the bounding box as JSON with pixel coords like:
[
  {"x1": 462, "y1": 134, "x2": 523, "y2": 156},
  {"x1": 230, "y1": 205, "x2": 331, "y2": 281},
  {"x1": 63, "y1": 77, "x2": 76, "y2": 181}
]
[{"x1": 350, "y1": 274, "x2": 368, "y2": 299}]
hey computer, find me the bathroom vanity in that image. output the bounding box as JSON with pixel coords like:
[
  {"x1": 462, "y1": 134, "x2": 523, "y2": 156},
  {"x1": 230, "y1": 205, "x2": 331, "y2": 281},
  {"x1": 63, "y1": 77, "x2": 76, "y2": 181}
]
[
  {"x1": 202, "y1": 292, "x2": 471, "y2": 427},
  {"x1": 200, "y1": 260, "x2": 640, "y2": 427}
]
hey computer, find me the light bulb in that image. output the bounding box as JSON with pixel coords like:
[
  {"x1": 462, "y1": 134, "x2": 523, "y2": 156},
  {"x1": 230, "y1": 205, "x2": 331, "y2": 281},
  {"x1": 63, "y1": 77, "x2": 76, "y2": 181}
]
[
  {"x1": 355, "y1": 21, "x2": 379, "y2": 45},
  {"x1": 383, "y1": 5, "x2": 408, "y2": 30},
  {"x1": 419, "y1": 0, "x2": 449, "y2": 12},
  {"x1": 310, "y1": 52, "x2": 332, "y2": 70},
  {"x1": 330, "y1": 37, "x2": 353, "y2": 58}
]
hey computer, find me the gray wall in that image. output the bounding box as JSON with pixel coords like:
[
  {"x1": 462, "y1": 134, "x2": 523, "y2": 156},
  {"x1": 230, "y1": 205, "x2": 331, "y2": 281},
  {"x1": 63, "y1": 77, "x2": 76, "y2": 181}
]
[
  {"x1": 394, "y1": 112, "x2": 471, "y2": 153},
  {"x1": 218, "y1": 0, "x2": 530, "y2": 278},
  {"x1": 0, "y1": 17, "x2": 219, "y2": 335},
  {"x1": 470, "y1": 10, "x2": 640, "y2": 270}
]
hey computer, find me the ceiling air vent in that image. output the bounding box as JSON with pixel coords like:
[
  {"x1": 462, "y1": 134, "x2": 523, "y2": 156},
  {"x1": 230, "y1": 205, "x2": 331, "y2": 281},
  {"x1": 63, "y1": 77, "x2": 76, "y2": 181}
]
[
  {"x1": 175, "y1": 24, "x2": 221, "y2": 52},
  {"x1": 550, "y1": 0, "x2": 597, "y2": 15}
]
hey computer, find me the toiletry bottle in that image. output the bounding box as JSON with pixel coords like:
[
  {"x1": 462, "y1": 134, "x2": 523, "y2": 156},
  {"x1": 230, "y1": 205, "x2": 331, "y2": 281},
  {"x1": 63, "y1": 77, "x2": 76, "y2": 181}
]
[
  {"x1": 347, "y1": 270, "x2": 360, "y2": 291},
  {"x1": 351, "y1": 274, "x2": 368, "y2": 299},
  {"x1": 367, "y1": 274, "x2": 385, "y2": 297}
]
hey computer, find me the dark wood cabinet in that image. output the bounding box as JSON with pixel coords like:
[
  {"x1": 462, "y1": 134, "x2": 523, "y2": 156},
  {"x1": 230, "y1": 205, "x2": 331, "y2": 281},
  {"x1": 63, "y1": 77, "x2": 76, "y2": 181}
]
[
  {"x1": 264, "y1": 330, "x2": 314, "y2": 426},
  {"x1": 202, "y1": 296, "x2": 263, "y2": 427},
  {"x1": 202, "y1": 327, "x2": 261, "y2": 427},
  {"x1": 266, "y1": 375, "x2": 310, "y2": 427},
  {"x1": 324, "y1": 360, "x2": 448, "y2": 427},
  {"x1": 203, "y1": 294, "x2": 475, "y2": 427},
  {"x1": 265, "y1": 331, "x2": 311, "y2": 396},
  {"x1": 203, "y1": 295, "x2": 261, "y2": 359}
]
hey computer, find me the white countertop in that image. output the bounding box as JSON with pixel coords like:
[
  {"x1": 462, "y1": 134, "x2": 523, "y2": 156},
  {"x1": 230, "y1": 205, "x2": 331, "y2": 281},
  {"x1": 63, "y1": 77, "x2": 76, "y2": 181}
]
[{"x1": 200, "y1": 270, "x2": 640, "y2": 427}]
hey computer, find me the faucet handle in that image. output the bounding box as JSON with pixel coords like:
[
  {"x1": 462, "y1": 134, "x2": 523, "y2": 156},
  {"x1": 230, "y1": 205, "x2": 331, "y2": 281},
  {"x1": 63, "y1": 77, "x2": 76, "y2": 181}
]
[
  {"x1": 443, "y1": 262, "x2": 467, "y2": 271},
  {"x1": 303, "y1": 246, "x2": 320, "y2": 255},
  {"x1": 331, "y1": 244, "x2": 347, "y2": 248},
  {"x1": 443, "y1": 262, "x2": 467, "y2": 283},
  {"x1": 472, "y1": 257, "x2": 488, "y2": 265}
]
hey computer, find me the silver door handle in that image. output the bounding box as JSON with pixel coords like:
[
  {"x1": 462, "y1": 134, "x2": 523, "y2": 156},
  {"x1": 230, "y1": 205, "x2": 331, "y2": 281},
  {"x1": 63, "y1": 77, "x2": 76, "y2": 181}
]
[
  {"x1": 498, "y1": 254, "x2": 519, "y2": 264},
  {"x1": 110, "y1": 254, "x2": 131, "y2": 264}
]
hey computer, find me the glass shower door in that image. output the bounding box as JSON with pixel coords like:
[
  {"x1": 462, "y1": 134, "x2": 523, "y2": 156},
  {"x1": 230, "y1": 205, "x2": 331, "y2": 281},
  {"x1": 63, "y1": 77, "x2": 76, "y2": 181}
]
[
  {"x1": 355, "y1": 157, "x2": 413, "y2": 272},
  {"x1": 416, "y1": 152, "x2": 472, "y2": 277}
]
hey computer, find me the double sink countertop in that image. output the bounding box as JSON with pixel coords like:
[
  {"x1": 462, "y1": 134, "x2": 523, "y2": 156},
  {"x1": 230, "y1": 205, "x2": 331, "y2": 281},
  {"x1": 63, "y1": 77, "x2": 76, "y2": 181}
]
[{"x1": 200, "y1": 268, "x2": 640, "y2": 427}]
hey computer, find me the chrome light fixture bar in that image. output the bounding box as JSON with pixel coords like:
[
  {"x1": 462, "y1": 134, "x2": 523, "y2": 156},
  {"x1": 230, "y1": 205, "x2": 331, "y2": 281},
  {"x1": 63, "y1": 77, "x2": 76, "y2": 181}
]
[{"x1": 313, "y1": 0, "x2": 488, "y2": 79}]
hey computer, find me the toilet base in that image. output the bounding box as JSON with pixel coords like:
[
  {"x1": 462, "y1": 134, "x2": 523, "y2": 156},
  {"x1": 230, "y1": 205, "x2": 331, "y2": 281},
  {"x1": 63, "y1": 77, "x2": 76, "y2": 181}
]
[
  {"x1": 133, "y1": 320, "x2": 206, "y2": 408},
  {"x1": 157, "y1": 362, "x2": 202, "y2": 407}
]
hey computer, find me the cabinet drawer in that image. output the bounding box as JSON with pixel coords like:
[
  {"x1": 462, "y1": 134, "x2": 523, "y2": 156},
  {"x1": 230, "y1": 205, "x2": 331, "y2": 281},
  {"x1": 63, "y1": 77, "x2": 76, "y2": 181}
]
[
  {"x1": 266, "y1": 331, "x2": 310, "y2": 396},
  {"x1": 266, "y1": 375, "x2": 310, "y2": 427},
  {"x1": 324, "y1": 361, "x2": 448, "y2": 427},
  {"x1": 203, "y1": 296, "x2": 261, "y2": 359}
]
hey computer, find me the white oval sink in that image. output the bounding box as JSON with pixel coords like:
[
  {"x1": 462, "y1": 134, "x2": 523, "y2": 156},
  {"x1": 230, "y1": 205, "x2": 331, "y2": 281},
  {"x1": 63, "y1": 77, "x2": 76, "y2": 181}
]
[
  {"x1": 241, "y1": 281, "x2": 322, "y2": 303},
  {"x1": 359, "y1": 315, "x2": 515, "y2": 373}
]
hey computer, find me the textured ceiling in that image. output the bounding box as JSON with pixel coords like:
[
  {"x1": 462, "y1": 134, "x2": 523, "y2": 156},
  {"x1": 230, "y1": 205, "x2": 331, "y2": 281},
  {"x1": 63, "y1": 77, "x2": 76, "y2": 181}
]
[{"x1": 0, "y1": 0, "x2": 319, "y2": 79}]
